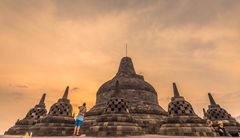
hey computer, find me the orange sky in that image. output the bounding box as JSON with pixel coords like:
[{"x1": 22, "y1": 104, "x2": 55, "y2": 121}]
[{"x1": 1, "y1": 0, "x2": 240, "y2": 134}]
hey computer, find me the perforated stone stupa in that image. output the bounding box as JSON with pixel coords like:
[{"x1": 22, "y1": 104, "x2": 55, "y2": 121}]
[
  {"x1": 86, "y1": 81, "x2": 143, "y2": 137},
  {"x1": 6, "y1": 55, "x2": 240, "y2": 137},
  {"x1": 4, "y1": 93, "x2": 47, "y2": 135},
  {"x1": 206, "y1": 93, "x2": 240, "y2": 136},
  {"x1": 83, "y1": 56, "x2": 167, "y2": 134},
  {"x1": 30, "y1": 86, "x2": 75, "y2": 136},
  {"x1": 158, "y1": 83, "x2": 218, "y2": 136}
]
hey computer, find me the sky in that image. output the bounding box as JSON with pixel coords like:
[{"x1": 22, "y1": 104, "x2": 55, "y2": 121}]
[{"x1": 0, "y1": 0, "x2": 240, "y2": 134}]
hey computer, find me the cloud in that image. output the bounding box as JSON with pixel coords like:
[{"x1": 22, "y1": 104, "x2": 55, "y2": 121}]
[
  {"x1": 215, "y1": 91, "x2": 240, "y2": 105},
  {"x1": 9, "y1": 84, "x2": 28, "y2": 89},
  {"x1": 71, "y1": 87, "x2": 79, "y2": 92},
  {"x1": 0, "y1": 88, "x2": 25, "y2": 101},
  {"x1": 0, "y1": 91, "x2": 24, "y2": 98}
]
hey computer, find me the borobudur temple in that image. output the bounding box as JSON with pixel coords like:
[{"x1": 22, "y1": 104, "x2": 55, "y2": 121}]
[{"x1": 4, "y1": 56, "x2": 240, "y2": 137}]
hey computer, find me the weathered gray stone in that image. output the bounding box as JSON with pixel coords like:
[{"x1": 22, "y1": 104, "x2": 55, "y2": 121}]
[
  {"x1": 30, "y1": 86, "x2": 75, "y2": 136},
  {"x1": 158, "y1": 83, "x2": 218, "y2": 137},
  {"x1": 205, "y1": 93, "x2": 240, "y2": 136},
  {"x1": 4, "y1": 93, "x2": 47, "y2": 135},
  {"x1": 83, "y1": 57, "x2": 167, "y2": 135},
  {"x1": 86, "y1": 81, "x2": 144, "y2": 137}
]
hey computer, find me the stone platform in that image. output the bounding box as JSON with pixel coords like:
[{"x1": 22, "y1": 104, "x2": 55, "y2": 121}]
[{"x1": 1, "y1": 135, "x2": 233, "y2": 138}]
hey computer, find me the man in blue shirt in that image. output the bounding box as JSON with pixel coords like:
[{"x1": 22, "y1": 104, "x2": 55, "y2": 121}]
[{"x1": 73, "y1": 103, "x2": 86, "y2": 136}]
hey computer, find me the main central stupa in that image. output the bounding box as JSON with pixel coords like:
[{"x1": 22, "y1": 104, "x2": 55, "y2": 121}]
[{"x1": 83, "y1": 56, "x2": 167, "y2": 134}]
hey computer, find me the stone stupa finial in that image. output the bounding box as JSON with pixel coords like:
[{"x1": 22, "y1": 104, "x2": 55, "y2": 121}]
[
  {"x1": 208, "y1": 93, "x2": 216, "y2": 105},
  {"x1": 116, "y1": 57, "x2": 136, "y2": 76},
  {"x1": 38, "y1": 93, "x2": 46, "y2": 107},
  {"x1": 173, "y1": 82, "x2": 180, "y2": 97},
  {"x1": 203, "y1": 108, "x2": 207, "y2": 117},
  {"x1": 62, "y1": 86, "x2": 69, "y2": 99}
]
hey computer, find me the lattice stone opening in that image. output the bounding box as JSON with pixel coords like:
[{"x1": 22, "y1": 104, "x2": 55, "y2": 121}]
[
  {"x1": 26, "y1": 108, "x2": 47, "y2": 120},
  {"x1": 104, "y1": 98, "x2": 129, "y2": 114},
  {"x1": 49, "y1": 102, "x2": 72, "y2": 116},
  {"x1": 207, "y1": 108, "x2": 231, "y2": 120},
  {"x1": 168, "y1": 100, "x2": 195, "y2": 116}
]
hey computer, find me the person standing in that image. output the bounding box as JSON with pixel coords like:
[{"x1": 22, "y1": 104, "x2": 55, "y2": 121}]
[
  {"x1": 217, "y1": 121, "x2": 231, "y2": 136},
  {"x1": 73, "y1": 103, "x2": 87, "y2": 136}
]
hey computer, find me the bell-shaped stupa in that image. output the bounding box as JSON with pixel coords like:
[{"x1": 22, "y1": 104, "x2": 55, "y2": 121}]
[
  {"x1": 206, "y1": 93, "x2": 240, "y2": 136},
  {"x1": 5, "y1": 93, "x2": 47, "y2": 135},
  {"x1": 30, "y1": 86, "x2": 75, "y2": 136},
  {"x1": 158, "y1": 83, "x2": 218, "y2": 136},
  {"x1": 86, "y1": 81, "x2": 143, "y2": 136},
  {"x1": 83, "y1": 56, "x2": 167, "y2": 134}
]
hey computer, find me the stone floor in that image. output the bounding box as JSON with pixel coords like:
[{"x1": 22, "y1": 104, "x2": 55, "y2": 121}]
[{"x1": 0, "y1": 135, "x2": 232, "y2": 138}]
